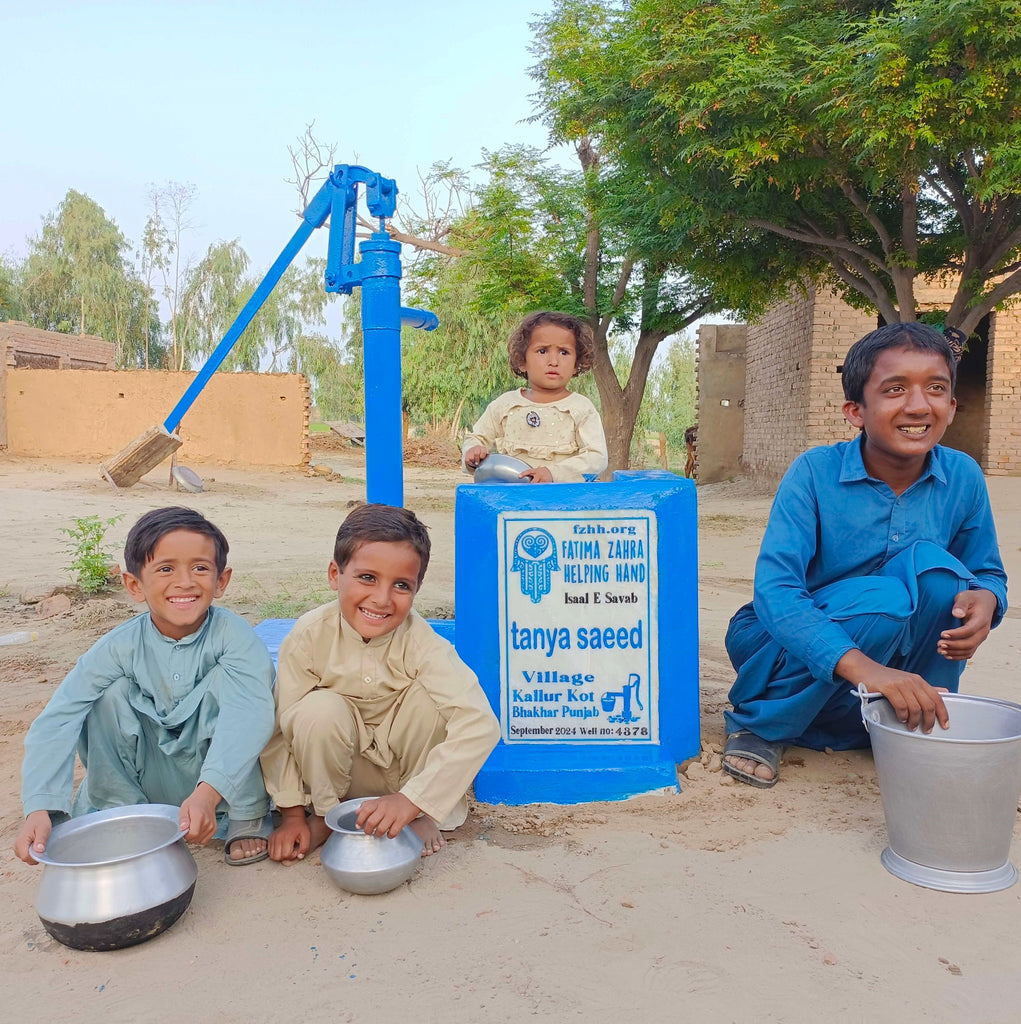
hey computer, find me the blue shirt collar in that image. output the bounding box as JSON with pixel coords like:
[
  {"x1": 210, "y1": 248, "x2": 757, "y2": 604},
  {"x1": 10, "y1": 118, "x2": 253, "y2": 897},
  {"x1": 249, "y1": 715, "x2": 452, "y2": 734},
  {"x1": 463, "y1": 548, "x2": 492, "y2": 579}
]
[{"x1": 839, "y1": 435, "x2": 946, "y2": 487}]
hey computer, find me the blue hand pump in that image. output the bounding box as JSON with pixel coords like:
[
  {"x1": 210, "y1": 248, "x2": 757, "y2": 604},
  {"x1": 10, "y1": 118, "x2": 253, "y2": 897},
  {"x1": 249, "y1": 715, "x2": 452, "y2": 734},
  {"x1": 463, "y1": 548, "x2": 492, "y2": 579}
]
[{"x1": 162, "y1": 165, "x2": 437, "y2": 507}]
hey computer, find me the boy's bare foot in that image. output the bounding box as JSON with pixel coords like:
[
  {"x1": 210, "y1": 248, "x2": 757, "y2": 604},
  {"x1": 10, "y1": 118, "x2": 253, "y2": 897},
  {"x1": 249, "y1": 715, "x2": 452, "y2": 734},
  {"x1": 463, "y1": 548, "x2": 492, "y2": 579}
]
[
  {"x1": 409, "y1": 816, "x2": 445, "y2": 856},
  {"x1": 307, "y1": 813, "x2": 331, "y2": 852},
  {"x1": 268, "y1": 812, "x2": 332, "y2": 865}
]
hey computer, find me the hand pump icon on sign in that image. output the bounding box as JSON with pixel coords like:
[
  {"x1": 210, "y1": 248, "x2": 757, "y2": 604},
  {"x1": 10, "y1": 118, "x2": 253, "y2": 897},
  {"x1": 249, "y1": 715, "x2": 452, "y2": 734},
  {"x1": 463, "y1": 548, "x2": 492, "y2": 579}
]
[{"x1": 601, "y1": 673, "x2": 643, "y2": 724}]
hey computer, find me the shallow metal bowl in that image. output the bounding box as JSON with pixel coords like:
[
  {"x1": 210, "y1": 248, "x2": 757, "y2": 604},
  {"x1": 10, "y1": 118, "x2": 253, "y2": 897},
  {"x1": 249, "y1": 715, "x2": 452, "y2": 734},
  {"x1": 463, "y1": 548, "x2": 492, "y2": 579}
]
[
  {"x1": 34, "y1": 804, "x2": 197, "y2": 951},
  {"x1": 473, "y1": 452, "x2": 531, "y2": 484},
  {"x1": 321, "y1": 798, "x2": 423, "y2": 895}
]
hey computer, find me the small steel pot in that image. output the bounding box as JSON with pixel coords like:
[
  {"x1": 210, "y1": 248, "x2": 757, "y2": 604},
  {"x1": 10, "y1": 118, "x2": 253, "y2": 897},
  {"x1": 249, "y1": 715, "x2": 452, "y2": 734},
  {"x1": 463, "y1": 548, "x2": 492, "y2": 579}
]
[
  {"x1": 473, "y1": 453, "x2": 531, "y2": 483},
  {"x1": 321, "y1": 798, "x2": 423, "y2": 894},
  {"x1": 34, "y1": 804, "x2": 197, "y2": 951}
]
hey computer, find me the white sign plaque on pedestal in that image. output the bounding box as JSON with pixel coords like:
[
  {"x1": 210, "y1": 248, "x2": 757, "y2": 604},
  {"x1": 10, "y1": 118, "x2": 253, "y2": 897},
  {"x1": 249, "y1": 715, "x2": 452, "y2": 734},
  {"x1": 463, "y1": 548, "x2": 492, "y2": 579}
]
[{"x1": 496, "y1": 509, "x2": 658, "y2": 744}]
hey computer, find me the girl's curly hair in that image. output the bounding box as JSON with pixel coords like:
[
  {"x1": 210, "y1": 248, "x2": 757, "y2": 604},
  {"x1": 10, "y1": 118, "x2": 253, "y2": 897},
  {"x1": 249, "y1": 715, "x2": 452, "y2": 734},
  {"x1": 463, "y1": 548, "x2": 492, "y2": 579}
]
[{"x1": 506, "y1": 311, "x2": 596, "y2": 380}]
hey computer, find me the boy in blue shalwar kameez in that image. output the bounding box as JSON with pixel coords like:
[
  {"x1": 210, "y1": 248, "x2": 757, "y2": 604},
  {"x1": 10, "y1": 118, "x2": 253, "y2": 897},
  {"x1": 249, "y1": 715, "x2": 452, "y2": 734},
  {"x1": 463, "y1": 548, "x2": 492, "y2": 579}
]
[
  {"x1": 14, "y1": 507, "x2": 276, "y2": 864},
  {"x1": 723, "y1": 323, "x2": 1007, "y2": 787}
]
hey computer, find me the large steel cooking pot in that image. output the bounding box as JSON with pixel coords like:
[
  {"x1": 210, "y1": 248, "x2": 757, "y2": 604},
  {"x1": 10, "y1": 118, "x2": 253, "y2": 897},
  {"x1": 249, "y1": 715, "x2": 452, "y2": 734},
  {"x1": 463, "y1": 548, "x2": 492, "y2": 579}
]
[{"x1": 34, "y1": 804, "x2": 197, "y2": 951}]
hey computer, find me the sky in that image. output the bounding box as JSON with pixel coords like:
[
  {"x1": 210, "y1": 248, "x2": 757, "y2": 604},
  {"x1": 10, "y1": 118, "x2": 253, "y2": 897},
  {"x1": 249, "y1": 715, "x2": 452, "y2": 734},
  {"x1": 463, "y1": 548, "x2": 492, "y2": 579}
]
[{"x1": 2, "y1": 0, "x2": 559, "y2": 277}]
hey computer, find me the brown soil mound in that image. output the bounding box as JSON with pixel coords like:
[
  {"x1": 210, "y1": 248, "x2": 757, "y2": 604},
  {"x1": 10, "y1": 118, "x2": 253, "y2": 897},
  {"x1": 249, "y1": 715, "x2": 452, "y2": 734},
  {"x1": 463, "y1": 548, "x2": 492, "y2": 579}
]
[
  {"x1": 310, "y1": 432, "x2": 460, "y2": 469},
  {"x1": 402, "y1": 435, "x2": 461, "y2": 468}
]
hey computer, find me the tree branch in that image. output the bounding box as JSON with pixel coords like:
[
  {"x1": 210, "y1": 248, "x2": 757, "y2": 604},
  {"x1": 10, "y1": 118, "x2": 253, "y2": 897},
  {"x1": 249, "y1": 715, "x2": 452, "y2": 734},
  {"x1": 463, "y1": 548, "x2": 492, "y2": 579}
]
[
  {"x1": 384, "y1": 225, "x2": 467, "y2": 258},
  {"x1": 746, "y1": 217, "x2": 891, "y2": 273}
]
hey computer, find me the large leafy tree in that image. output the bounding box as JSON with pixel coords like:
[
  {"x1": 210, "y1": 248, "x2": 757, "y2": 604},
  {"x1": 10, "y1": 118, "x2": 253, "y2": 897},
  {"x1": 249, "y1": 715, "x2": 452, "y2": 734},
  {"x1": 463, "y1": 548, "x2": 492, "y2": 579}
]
[
  {"x1": 401, "y1": 137, "x2": 718, "y2": 469},
  {"x1": 288, "y1": 120, "x2": 710, "y2": 466},
  {"x1": 18, "y1": 190, "x2": 160, "y2": 366},
  {"x1": 589, "y1": 0, "x2": 1021, "y2": 337},
  {"x1": 523, "y1": 3, "x2": 723, "y2": 468}
]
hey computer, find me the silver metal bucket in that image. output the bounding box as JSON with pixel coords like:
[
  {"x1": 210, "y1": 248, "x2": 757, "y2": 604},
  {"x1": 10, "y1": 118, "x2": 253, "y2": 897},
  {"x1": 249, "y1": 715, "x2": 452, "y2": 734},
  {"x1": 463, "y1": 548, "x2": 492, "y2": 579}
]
[{"x1": 861, "y1": 690, "x2": 1021, "y2": 893}]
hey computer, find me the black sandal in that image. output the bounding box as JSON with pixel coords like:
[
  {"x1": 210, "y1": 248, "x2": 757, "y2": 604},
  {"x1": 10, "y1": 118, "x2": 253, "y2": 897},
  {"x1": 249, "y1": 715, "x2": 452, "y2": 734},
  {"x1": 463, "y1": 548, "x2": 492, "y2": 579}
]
[{"x1": 722, "y1": 731, "x2": 783, "y2": 788}]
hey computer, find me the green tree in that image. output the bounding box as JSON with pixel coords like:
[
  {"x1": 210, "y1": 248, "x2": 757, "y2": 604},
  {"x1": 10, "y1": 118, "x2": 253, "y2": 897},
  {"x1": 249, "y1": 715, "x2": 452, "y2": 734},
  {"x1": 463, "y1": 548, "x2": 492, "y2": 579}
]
[
  {"x1": 0, "y1": 255, "x2": 22, "y2": 321},
  {"x1": 181, "y1": 240, "x2": 252, "y2": 368},
  {"x1": 111, "y1": 277, "x2": 166, "y2": 368},
  {"x1": 18, "y1": 189, "x2": 159, "y2": 366},
  {"x1": 643, "y1": 334, "x2": 697, "y2": 452},
  {"x1": 590, "y1": 0, "x2": 1021, "y2": 336},
  {"x1": 21, "y1": 190, "x2": 129, "y2": 335},
  {"x1": 399, "y1": 152, "x2": 570, "y2": 435},
  {"x1": 139, "y1": 205, "x2": 173, "y2": 369},
  {"x1": 179, "y1": 240, "x2": 347, "y2": 413},
  {"x1": 401, "y1": 136, "x2": 718, "y2": 470}
]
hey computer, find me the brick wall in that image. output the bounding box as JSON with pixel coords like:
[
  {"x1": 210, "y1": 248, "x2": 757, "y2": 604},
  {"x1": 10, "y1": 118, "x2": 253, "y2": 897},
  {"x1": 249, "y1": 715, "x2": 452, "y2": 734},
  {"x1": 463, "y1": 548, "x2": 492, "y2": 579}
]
[
  {"x1": 741, "y1": 282, "x2": 1020, "y2": 480},
  {"x1": 0, "y1": 321, "x2": 115, "y2": 369},
  {"x1": 803, "y1": 288, "x2": 875, "y2": 449},
  {"x1": 743, "y1": 286, "x2": 883, "y2": 480},
  {"x1": 986, "y1": 309, "x2": 1021, "y2": 475},
  {"x1": 743, "y1": 286, "x2": 816, "y2": 478}
]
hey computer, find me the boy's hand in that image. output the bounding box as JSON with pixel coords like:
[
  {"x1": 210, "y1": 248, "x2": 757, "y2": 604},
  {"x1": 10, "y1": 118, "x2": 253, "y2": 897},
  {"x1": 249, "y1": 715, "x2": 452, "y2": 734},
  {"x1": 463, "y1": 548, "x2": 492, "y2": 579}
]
[
  {"x1": 520, "y1": 466, "x2": 553, "y2": 483},
  {"x1": 178, "y1": 782, "x2": 221, "y2": 845},
  {"x1": 837, "y1": 650, "x2": 949, "y2": 733},
  {"x1": 13, "y1": 810, "x2": 53, "y2": 865},
  {"x1": 268, "y1": 806, "x2": 312, "y2": 864},
  {"x1": 937, "y1": 589, "x2": 998, "y2": 661},
  {"x1": 356, "y1": 793, "x2": 421, "y2": 839},
  {"x1": 464, "y1": 446, "x2": 489, "y2": 471}
]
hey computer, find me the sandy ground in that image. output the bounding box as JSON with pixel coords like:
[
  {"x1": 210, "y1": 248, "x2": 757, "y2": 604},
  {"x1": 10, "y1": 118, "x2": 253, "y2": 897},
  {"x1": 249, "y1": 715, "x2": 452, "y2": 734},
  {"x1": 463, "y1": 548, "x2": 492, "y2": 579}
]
[{"x1": 1, "y1": 449, "x2": 1020, "y2": 1023}]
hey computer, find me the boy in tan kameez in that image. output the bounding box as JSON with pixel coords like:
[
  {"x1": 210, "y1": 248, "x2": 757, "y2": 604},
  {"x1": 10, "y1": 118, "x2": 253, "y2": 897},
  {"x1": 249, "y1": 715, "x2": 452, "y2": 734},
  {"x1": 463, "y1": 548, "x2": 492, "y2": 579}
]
[{"x1": 261, "y1": 504, "x2": 500, "y2": 863}]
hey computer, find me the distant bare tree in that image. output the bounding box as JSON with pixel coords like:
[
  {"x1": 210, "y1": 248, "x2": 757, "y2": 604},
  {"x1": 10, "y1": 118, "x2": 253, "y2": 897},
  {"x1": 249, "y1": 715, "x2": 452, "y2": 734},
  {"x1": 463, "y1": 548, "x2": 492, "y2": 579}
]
[
  {"x1": 147, "y1": 181, "x2": 198, "y2": 370},
  {"x1": 287, "y1": 126, "x2": 469, "y2": 260},
  {"x1": 286, "y1": 122, "x2": 338, "y2": 216}
]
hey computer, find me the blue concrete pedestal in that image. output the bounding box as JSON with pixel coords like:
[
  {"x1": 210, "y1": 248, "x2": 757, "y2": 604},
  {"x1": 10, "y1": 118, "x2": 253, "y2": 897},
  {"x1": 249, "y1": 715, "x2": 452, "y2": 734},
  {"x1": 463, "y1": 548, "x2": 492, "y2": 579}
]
[
  {"x1": 475, "y1": 742, "x2": 680, "y2": 805},
  {"x1": 455, "y1": 472, "x2": 699, "y2": 805}
]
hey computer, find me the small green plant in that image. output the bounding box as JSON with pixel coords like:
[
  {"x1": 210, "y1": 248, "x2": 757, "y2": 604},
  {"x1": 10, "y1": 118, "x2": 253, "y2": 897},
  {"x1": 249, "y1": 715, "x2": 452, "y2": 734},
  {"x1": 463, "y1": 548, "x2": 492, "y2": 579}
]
[
  {"x1": 62, "y1": 514, "x2": 124, "y2": 594},
  {"x1": 257, "y1": 584, "x2": 332, "y2": 620}
]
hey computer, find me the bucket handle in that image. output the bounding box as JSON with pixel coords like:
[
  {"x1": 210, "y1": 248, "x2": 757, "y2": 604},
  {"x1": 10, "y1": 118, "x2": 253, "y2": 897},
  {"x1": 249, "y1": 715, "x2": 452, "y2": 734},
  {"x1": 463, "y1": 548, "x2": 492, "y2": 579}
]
[{"x1": 854, "y1": 682, "x2": 884, "y2": 732}]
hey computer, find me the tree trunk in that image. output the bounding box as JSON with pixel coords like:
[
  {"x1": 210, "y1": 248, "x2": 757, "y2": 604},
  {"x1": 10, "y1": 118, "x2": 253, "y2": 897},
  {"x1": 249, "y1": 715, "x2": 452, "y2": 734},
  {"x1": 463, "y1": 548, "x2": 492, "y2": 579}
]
[{"x1": 600, "y1": 399, "x2": 637, "y2": 474}]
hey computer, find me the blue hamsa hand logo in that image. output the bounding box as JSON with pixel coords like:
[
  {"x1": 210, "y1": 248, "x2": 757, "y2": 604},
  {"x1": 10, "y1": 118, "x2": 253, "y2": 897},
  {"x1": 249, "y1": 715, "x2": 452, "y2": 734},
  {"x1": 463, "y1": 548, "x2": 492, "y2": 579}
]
[{"x1": 511, "y1": 527, "x2": 559, "y2": 603}]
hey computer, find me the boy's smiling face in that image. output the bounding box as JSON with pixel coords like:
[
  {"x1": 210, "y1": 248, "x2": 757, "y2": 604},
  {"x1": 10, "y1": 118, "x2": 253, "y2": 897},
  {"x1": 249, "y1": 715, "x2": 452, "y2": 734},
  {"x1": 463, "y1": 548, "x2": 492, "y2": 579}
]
[
  {"x1": 843, "y1": 344, "x2": 956, "y2": 482},
  {"x1": 329, "y1": 540, "x2": 421, "y2": 641},
  {"x1": 123, "y1": 529, "x2": 231, "y2": 640}
]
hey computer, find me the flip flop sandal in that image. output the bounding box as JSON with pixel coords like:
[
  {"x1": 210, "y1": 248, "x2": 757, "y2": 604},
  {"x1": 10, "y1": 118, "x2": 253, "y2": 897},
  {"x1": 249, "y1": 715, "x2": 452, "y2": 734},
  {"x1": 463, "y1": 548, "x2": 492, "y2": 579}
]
[
  {"x1": 224, "y1": 815, "x2": 272, "y2": 865},
  {"x1": 722, "y1": 731, "x2": 784, "y2": 789}
]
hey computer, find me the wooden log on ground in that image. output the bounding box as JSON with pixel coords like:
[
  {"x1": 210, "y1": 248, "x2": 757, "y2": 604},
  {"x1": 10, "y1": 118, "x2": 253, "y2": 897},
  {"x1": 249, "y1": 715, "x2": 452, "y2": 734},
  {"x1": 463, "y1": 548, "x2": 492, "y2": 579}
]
[{"x1": 99, "y1": 425, "x2": 183, "y2": 488}]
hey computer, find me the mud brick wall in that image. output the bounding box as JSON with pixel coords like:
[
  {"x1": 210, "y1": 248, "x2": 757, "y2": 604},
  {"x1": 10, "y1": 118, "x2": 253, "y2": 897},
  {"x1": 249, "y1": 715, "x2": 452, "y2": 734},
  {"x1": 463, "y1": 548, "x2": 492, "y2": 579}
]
[
  {"x1": 742, "y1": 288, "x2": 812, "y2": 478},
  {"x1": 986, "y1": 309, "x2": 1021, "y2": 475},
  {"x1": 4, "y1": 369, "x2": 310, "y2": 469},
  {"x1": 801, "y1": 287, "x2": 876, "y2": 449},
  {"x1": 743, "y1": 282, "x2": 1018, "y2": 479},
  {"x1": 741, "y1": 285, "x2": 873, "y2": 480},
  {"x1": 0, "y1": 321, "x2": 115, "y2": 368}
]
